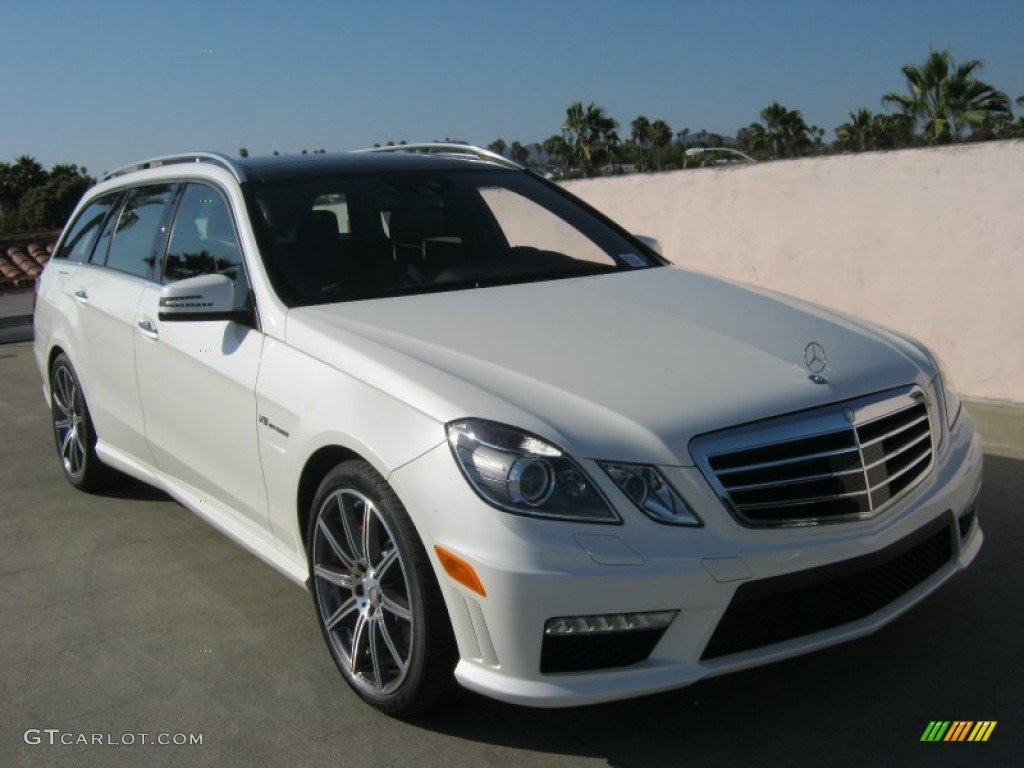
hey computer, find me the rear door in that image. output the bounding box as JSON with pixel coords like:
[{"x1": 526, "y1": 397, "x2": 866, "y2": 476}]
[{"x1": 56, "y1": 184, "x2": 176, "y2": 465}]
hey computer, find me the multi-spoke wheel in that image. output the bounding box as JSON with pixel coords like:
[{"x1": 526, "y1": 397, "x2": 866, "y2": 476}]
[
  {"x1": 50, "y1": 353, "x2": 113, "y2": 492},
  {"x1": 309, "y1": 460, "x2": 459, "y2": 715}
]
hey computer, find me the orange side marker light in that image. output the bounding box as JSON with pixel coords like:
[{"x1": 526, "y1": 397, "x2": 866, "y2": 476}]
[{"x1": 434, "y1": 546, "x2": 486, "y2": 597}]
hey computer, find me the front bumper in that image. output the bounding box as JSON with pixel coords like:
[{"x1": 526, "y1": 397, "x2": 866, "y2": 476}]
[{"x1": 389, "y1": 409, "x2": 983, "y2": 707}]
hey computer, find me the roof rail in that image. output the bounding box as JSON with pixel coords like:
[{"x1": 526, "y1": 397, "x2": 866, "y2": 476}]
[
  {"x1": 355, "y1": 143, "x2": 525, "y2": 171},
  {"x1": 102, "y1": 151, "x2": 249, "y2": 183}
]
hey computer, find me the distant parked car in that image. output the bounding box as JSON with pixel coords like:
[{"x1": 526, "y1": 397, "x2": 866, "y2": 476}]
[{"x1": 34, "y1": 145, "x2": 983, "y2": 715}]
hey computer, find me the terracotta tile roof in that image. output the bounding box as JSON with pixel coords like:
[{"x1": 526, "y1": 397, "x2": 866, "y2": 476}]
[{"x1": 0, "y1": 240, "x2": 55, "y2": 287}]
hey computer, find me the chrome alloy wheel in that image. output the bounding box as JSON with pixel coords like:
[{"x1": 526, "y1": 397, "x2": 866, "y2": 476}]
[
  {"x1": 312, "y1": 488, "x2": 414, "y2": 695},
  {"x1": 52, "y1": 363, "x2": 86, "y2": 480}
]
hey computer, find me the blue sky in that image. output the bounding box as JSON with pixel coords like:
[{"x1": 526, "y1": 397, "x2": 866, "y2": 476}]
[{"x1": 3, "y1": 0, "x2": 1022, "y2": 175}]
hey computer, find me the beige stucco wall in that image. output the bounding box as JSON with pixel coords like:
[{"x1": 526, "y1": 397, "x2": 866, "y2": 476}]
[{"x1": 564, "y1": 141, "x2": 1024, "y2": 403}]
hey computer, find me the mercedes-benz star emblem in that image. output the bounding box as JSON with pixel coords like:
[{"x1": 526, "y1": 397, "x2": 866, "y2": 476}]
[{"x1": 804, "y1": 341, "x2": 828, "y2": 383}]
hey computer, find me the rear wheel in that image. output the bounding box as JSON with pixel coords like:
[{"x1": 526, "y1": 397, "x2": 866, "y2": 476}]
[
  {"x1": 308, "y1": 460, "x2": 459, "y2": 716},
  {"x1": 50, "y1": 353, "x2": 115, "y2": 492}
]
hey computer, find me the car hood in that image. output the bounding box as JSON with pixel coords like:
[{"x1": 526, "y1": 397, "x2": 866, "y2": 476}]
[{"x1": 286, "y1": 267, "x2": 932, "y2": 466}]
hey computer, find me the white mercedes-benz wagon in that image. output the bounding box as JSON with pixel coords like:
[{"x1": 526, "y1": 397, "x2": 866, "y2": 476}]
[{"x1": 34, "y1": 145, "x2": 983, "y2": 715}]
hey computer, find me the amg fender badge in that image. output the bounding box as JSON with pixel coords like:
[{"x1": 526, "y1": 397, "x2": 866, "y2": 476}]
[{"x1": 258, "y1": 414, "x2": 290, "y2": 438}]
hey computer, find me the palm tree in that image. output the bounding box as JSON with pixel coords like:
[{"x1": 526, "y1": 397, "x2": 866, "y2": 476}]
[
  {"x1": 849, "y1": 109, "x2": 874, "y2": 151},
  {"x1": 238, "y1": 147, "x2": 249, "y2": 158},
  {"x1": 673, "y1": 128, "x2": 691, "y2": 167},
  {"x1": 630, "y1": 115, "x2": 651, "y2": 171},
  {"x1": 883, "y1": 49, "x2": 1012, "y2": 143},
  {"x1": 759, "y1": 103, "x2": 789, "y2": 158},
  {"x1": 542, "y1": 134, "x2": 571, "y2": 175},
  {"x1": 509, "y1": 141, "x2": 530, "y2": 165},
  {"x1": 872, "y1": 113, "x2": 914, "y2": 149},
  {"x1": 758, "y1": 102, "x2": 809, "y2": 158},
  {"x1": 48, "y1": 163, "x2": 86, "y2": 181},
  {"x1": 650, "y1": 120, "x2": 672, "y2": 171},
  {"x1": 487, "y1": 138, "x2": 507, "y2": 156},
  {"x1": 0, "y1": 155, "x2": 47, "y2": 214},
  {"x1": 562, "y1": 101, "x2": 618, "y2": 176},
  {"x1": 809, "y1": 125, "x2": 826, "y2": 151},
  {"x1": 561, "y1": 102, "x2": 588, "y2": 174},
  {"x1": 735, "y1": 123, "x2": 768, "y2": 157},
  {"x1": 604, "y1": 128, "x2": 622, "y2": 168}
]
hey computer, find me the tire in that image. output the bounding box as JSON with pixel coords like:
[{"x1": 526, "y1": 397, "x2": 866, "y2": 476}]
[
  {"x1": 308, "y1": 460, "x2": 460, "y2": 716},
  {"x1": 50, "y1": 353, "x2": 115, "y2": 492}
]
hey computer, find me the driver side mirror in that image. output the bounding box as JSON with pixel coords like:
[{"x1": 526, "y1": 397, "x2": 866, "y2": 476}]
[{"x1": 158, "y1": 273, "x2": 245, "y2": 322}]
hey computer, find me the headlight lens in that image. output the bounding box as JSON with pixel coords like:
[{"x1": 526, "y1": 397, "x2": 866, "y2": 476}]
[
  {"x1": 447, "y1": 419, "x2": 619, "y2": 523},
  {"x1": 599, "y1": 462, "x2": 701, "y2": 526},
  {"x1": 939, "y1": 370, "x2": 962, "y2": 430},
  {"x1": 931, "y1": 352, "x2": 962, "y2": 430}
]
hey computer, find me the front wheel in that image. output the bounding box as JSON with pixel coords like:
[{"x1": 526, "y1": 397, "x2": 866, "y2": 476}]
[{"x1": 308, "y1": 460, "x2": 459, "y2": 716}]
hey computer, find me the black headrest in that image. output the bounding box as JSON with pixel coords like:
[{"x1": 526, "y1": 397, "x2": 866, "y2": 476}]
[
  {"x1": 389, "y1": 207, "x2": 446, "y2": 244},
  {"x1": 298, "y1": 210, "x2": 338, "y2": 247}
]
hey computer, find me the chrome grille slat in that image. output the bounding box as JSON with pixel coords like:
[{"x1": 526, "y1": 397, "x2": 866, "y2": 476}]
[
  {"x1": 858, "y1": 413, "x2": 930, "y2": 449},
  {"x1": 727, "y1": 466, "x2": 865, "y2": 493},
  {"x1": 862, "y1": 433, "x2": 930, "y2": 471},
  {"x1": 692, "y1": 388, "x2": 935, "y2": 527},
  {"x1": 713, "y1": 444, "x2": 860, "y2": 476},
  {"x1": 736, "y1": 489, "x2": 869, "y2": 511},
  {"x1": 867, "y1": 449, "x2": 931, "y2": 492}
]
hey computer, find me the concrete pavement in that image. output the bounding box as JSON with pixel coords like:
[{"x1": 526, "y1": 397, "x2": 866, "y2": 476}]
[
  {"x1": 1, "y1": 338, "x2": 1022, "y2": 767},
  {"x1": 0, "y1": 288, "x2": 33, "y2": 344}
]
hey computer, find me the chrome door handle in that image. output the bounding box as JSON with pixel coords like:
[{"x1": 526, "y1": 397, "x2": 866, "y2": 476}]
[
  {"x1": 137, "y1": 319, "x2": 159, "y2": 340},
  {"x1": 73, "y1": 289, "x2": 88, "y2": 304}
]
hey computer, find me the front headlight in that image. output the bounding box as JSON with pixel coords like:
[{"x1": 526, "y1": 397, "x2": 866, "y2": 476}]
[
  {"x1": 599, "y1": 462, "x2": 701, "y2": 526},
  {"x1": 936, "y1": 361, "x2": 962, "y2": 430},
  {"x1": 447, "y1": 419, "x2": 619, "y2": 523}
]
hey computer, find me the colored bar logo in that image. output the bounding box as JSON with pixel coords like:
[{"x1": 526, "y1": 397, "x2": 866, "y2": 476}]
[{"x1": 921, "y1": 721, "x2": 997, "y2": 742}]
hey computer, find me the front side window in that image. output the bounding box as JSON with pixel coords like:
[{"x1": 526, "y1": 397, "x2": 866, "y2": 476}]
[
  {"x1": 162, "y1": 183, "x2": 249, "y2": 308},
  {"x1": 103, "y1": 184, "x2": 176, "y2": 279},
  {"x1": 54, "y1": 194, "x2": 119, "y2": 263},
  {"x1": 247, "y1": 169, "x2": 660, "y2": 306},
  {"x1": 163, "y1": 185, "x2": 243, "y2": 279}
]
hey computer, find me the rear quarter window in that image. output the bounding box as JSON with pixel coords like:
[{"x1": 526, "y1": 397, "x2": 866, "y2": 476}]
[{"x1": 53, "y1": 194, "x2": 120, "y2": 263}]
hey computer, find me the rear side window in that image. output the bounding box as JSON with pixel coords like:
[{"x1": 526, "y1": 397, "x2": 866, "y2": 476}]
[
  {"x1": 54, "y1": 194, "x2": 119, "y2": 263},
  {"x1": 102, "y1": 184, "x2": 176, "y2": 279}
]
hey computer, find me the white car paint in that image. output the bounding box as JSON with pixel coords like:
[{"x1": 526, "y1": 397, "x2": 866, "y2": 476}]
[{"x1": 286, "y1": 268, "x2": 928, "y2": 465}]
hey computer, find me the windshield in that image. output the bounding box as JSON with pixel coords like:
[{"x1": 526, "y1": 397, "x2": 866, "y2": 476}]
[{"x1": 246, "y1": 168, "x2": 662, "y2": 306}]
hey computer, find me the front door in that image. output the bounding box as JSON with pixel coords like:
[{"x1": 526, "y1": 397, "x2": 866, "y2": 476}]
[{"x1": 134, "y1": 182, "x2": 269, "y2": 529}]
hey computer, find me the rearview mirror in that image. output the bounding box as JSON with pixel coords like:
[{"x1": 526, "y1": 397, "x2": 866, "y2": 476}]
[{"x1": 635, "y1": 235, "x2": 663, "y2": 257}]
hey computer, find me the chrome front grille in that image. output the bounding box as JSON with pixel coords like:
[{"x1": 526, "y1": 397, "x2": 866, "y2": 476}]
[{"x1": 692, "y1": 388, "x2": 935, "y2": 527}]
